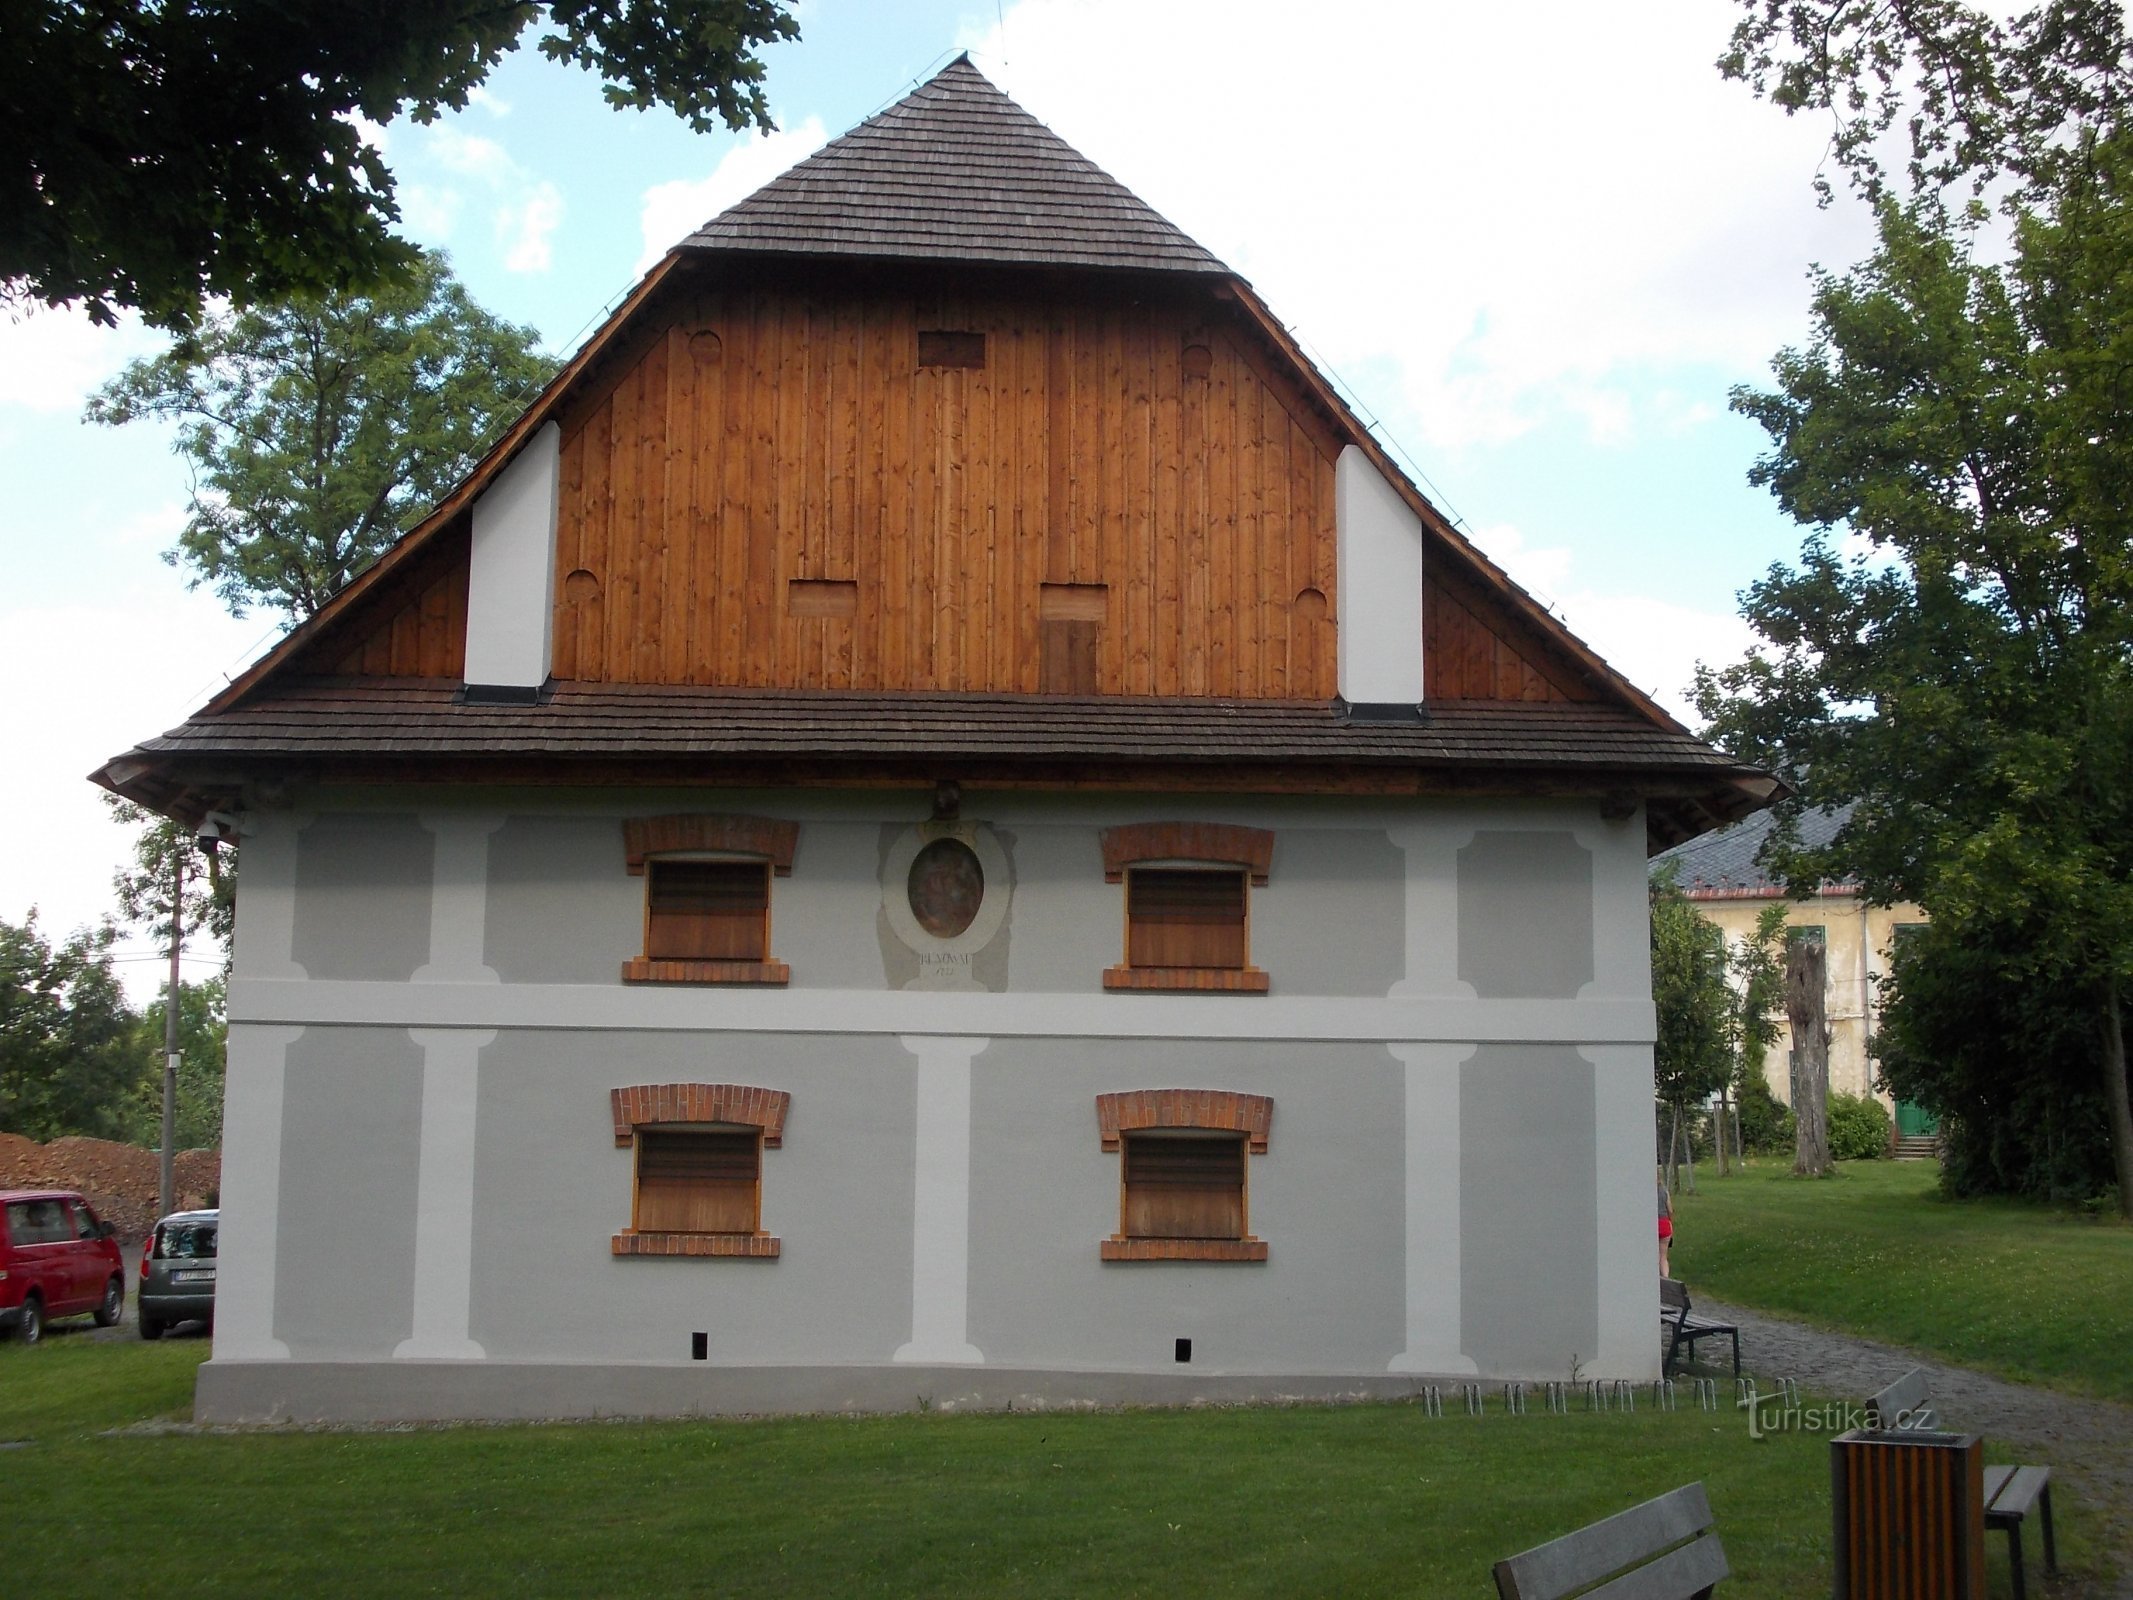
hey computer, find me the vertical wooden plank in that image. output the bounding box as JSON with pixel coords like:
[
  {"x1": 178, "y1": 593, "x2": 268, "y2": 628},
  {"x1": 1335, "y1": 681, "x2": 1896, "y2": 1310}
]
[
  {"x1": 1259, "y1": 395, "x2": 1289, "y2": 697},
  {"x1": 829, "y1": 294, "x2": 862, "y2": 687},
  {"x1": 603, "y1": 361, "x2": 641, "y2": 681},
  {"x1": 773, "y1": 291, "x2": 810, "y2": 685},
  {"x1": 688, "y1": 303, "x2": 724, "y2": 683},
  {"x1": 418, "y1": 563, "x2": 452, "y2": 675},
  {"x1": 661, "y1": 322, "x2": 696, "y2": 686},
  {"x1": 855, "y1": 298, "x2": 890, "y2": 688},
  {"x1": 1122, "y1": 309, "x2": 1155, "y2": 695},
  {"x1": 1300, "y1": 428, "x2": 1334, "y2": 698},
  {"x1": 633, "y1": 329, "x2": 671, "y2": 682},
  {"x1": 1017, "y1": 307, "x2": 1048, "y2": 692},
  {"x1": 746, "y1": 292, "x2": 786, "y2": 686},
  {"x1": 717, "y1": 290, "x2": 753, "y2": 684},
  {"x1": 578, "y1": 400, "x2": 612, "y2": 680},
  {"x1": 552, "y1": 427, "x2": 585, "y2": 680},
  {"x1": 1178, "y1": 320, "x2": 1209, "y2": 697},
  {"x1": 1071, "y1": 304, "x2": 1104, "y2": 584},
  {"x1": 1152, "y1": 314, "x2": 1183, "y2": 696},
  {"x1": 880, "y1": 303, "x2": 913, "y2": 689},
  {"x1": 1206, "y1": 325, "x2": 1237, "y2": 697},
  {"x1": 1045, "y1": 310, "x2": 1074, "y2": 586}
]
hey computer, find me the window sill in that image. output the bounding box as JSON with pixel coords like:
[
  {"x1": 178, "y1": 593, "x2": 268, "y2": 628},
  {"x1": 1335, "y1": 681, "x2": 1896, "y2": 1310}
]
[
  {"x1": 1100, "y1": 1237, "x2": 1267, "y2": 1262},
  {"x1": 1102, "y1": 966, "x2": 1268, "y2": 993},
  {"x1": 611, "y1": 1231, "x2": 781, "y2": 1259},
  {"x1": 622, "y1": 958, "x2": 791, "y2": 986}
]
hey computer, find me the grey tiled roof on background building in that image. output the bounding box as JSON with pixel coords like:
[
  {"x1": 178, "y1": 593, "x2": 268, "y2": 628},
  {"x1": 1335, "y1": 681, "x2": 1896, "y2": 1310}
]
[
  {"x1": 684, "y1": 55, "x2": 1229, "y2": 275},
  {"x1": 1653, "y1": 801, "x2": 1855, "y2": 893}
]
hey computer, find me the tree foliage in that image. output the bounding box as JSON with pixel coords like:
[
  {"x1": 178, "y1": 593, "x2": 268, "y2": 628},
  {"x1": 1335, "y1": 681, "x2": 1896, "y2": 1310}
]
[
  {"x1": 132, "y1": 978, "x2": 227, "y2": 1153},
  {"x1": 104, "y1": 796, "x2": 233, "y2": 957},
  {"x1": 87, "y1": 250, "x2": 556, "y2": 619},
  {"x1": 1720, "y1": 0, "x2": 2133, "y2": 203},
  {"x1": 0, "y1": 915, "x2": 151, "y2": 1143},
  {"x1": 1700, "y1": 122, "x2": 2133, "y2": 1215},
  {"x1": 1876, "y1": 912, "x2": 2118, "y2": 1200},
  {"x1": 3, "y1": 0, "x2": 800, "y2": 329}
]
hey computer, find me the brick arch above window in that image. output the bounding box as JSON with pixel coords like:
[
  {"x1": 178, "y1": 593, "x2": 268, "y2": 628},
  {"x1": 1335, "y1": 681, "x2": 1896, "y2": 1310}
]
[
  {"x1": 1095, "y1": 1089, "x2": 1273, "y2": 1153},
  {"x1": 1100, "y1": 822, "x2": 1272, "y2": 885},
  {"x1": 623, "y1": 814, "x2": 799, "y2": 875},
  {"x1": 611, "y1": 1083, "x2": 791, "y2": 1147}
]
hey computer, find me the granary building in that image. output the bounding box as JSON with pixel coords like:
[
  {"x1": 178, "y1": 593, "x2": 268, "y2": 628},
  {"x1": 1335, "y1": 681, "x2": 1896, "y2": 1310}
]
[{"x1": 97, "y1": 59, "x2": 1773, "y2": 1422}]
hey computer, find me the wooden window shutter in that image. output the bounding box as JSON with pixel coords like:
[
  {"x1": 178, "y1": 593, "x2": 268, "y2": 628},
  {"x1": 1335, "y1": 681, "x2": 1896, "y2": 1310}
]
[
  {"x1": 1127, "y1": 867, "x2": 1247, "y2": 969},
  {"x1": 1039, "y1": 620, "x2": 1099, "y2": 693},
  {"x1": 1122, "y1": 1131, "x2": 1246, "y2": 1240},
  {"x1": 635, "y1": 1128, "x2": 760, "y2": 1234},
  {"x1": 647, "y1": 860, "x2": 770, "y2": 962}
]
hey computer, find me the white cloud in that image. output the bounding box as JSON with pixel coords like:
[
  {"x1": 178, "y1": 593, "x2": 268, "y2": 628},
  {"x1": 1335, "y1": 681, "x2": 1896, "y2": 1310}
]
[
  {"x1": 401, "y1": 126, "x2": 560, "y2": 268},
  {"x1": 465, "y1": 86, "x2": 511, "y2": 118},
  {"x1": 1552, "y1": 591, "x2": 1760, "y2": 725},
  {"x1": 965, "y1": 0, "x2": 1877, "y2": 451},
  {"x1": 499, "y1": 182, "x2": 565, "y2": 273},
  {"x1": 398, "y1": 183, "x2": 465, "y2": 242},
  {"x1": 429, "y1": 128, "x2": 520, "y2": 186},
  {"x1": 637, "y1": 117, "x2": 830, "y2": 272},
  {"x1": 0, "y1": 303, "x2": 158, "y2": 413}
]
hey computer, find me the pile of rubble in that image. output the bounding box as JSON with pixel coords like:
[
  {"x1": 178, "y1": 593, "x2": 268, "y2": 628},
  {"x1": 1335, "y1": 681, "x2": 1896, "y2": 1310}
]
[{"x1": 0, "y1": 1133, "x2": 220, "y2": 1242}]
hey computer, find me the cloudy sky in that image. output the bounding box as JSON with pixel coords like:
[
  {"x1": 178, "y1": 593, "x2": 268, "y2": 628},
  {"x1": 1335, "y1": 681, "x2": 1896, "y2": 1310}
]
[{"x1": 0, "y1": 0, "x2": 1875, "y2": 988}]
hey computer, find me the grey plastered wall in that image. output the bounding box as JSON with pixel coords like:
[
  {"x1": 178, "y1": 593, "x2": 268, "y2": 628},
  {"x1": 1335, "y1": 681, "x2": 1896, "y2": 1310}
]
[
  {"x1": 292, "y1": 814, "x2": 433, "y2": 981},
  {"x1": 1459, "y1": 1044, "x2": 1599, "y2": 1375},
  {"x1": 467, "y1": 1029, "x2": 915, "y2": 1364},
  {"x1": 273, "y1": 1026, "x2": 424, "y2": 1356},
  {"x1": 967, "y1": 1039, "x2": 1407, "y2": 1372}
]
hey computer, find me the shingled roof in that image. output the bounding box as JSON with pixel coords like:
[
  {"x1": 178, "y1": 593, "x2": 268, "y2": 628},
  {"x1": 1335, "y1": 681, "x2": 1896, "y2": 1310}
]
[{"x1": 683, "y1": 55, "x2": 1228, "y2": 275}]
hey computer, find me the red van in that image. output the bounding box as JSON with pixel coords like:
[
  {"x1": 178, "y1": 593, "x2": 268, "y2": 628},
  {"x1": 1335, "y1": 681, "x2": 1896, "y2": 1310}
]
[{"x1": 0, "y1": 1190, "x2": 127, "y2": 1343}]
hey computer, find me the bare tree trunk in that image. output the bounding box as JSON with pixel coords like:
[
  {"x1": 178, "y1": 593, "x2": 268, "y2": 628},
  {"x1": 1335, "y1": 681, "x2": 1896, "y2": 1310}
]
[
  {"x1": 2102, "y1": 975, "x2": 2133, "y2": 1223},
  {"x1": 1787, "y1": 942, "x2": 1833, "y2": 1176},
  {"x1": 1666, "y1": 1100, "x2": 1681, "y2": 1195},
  {"x1": 1715, "y1": 1083, "x2": 1732, "y2": 1177}
]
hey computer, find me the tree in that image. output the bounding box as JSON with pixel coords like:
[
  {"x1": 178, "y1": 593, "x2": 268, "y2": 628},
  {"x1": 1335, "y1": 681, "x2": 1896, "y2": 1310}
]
[
  {"x1": 1718, "y1": 902, "x2": 1789, "y2": 1173},
  {"x1": 105, "y1": 797, "x2": 234, "y2": 957},
  {"x1": 1785, "y1": 939, "x2": 1834, "y2": 1176},
  {"x1": 87, "y1": 250, "x2": 557, "y2": 619},
  {"x1": 3, "y1": 0, "x2": 800, "y2": 329},
  {"x1": 130, "y1": 978, "x2": 228, "y2": 1153},
  {"x1": 1697, "y1": 142, "x2": 2133, "y2": 1217},
  {"x1": 1651, "y1": 867, "x2": 1736, "y2": 1193},
  {"x1": 1719, "y1": 0, "x2": 2133, "y2": 203},
  {"x1": 0, "y1": 914, "x2": 152, "y2": 1143}
]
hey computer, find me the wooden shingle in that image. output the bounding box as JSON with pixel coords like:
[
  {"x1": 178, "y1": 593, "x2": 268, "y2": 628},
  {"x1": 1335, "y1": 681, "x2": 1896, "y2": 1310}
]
[{"x1": 684, "y1": 56, "x2": 1228, "y2": 276}]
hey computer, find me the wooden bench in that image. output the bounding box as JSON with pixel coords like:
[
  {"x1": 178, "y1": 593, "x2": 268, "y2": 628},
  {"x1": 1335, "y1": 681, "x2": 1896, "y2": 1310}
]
[
  {"x1": 1494, "y1": 1481, "x2": 1728, "y2": 1599},
  {"x1": 1660, "y1": 1279, "x2": 1740, "y2": 1378},
  {"x1": 1865, "y1": 1367, "x2": 2057, "y2": 1600}
]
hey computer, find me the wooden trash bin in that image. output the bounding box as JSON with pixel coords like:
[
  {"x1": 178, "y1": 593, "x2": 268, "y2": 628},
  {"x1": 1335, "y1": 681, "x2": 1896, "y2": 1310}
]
[{"x1": 1831, "y1": 1427, "x2": 1986, "y2": 1599}]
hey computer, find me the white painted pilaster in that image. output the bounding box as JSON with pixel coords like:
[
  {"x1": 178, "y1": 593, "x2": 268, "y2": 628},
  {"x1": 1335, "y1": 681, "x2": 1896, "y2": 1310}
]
[
  {"x1": 413, "y1": 813, "x2": 503, "y2": 984},
  {"x1": 464, "y1": 421, "x2": 561, "y2": 689},
  {"x1": 395, "y1": 1028, "x2": 495, "y2": 1360},
  {"x1": 1387, "y1": 823, "x2": 1477, "y2": 999},
  {"x1": 1388, "y1": 1043, "x2": 1478, "y2": 1374},
  {"x1": 893, "y1": 1034, "x2": 988, "y2": 1365},
  {"x1": 1585, "y1": 1044, "x2": 1661, "y2": 1377},
  {"x1": 213, "y1": 1025, "x2": 303, "y2": 1360},
  {"x1": 1334, "y1": 445, "x2": 1425, "y2": 705}
]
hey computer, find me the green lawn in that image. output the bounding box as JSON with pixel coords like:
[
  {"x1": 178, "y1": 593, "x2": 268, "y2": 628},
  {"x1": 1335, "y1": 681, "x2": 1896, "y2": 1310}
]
[
  {"x1": 0, "y1": 1336, "x2": 1866, "y2": 1598},
  {"x1": 1673, "y1": 1157, "x2": 2133, "y2": 1403}
]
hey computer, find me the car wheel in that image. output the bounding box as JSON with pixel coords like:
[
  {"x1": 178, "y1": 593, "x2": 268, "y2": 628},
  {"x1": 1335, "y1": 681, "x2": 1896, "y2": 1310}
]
[
  {"x1": 19, "y1": 1296, "x2": 43, "y2": 1345},
  {"x1": 139, "y1": 1314, "x2": 163, "y2": 1341},
  {"x1": 94, "y1": 1276, "x2": 124, "y2": 1327}
]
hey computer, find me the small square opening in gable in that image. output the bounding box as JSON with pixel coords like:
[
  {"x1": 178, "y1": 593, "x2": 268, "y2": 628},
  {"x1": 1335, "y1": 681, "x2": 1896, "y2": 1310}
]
[{"x1": 918, "y1": 330, "x2": 986, "y2": 368}]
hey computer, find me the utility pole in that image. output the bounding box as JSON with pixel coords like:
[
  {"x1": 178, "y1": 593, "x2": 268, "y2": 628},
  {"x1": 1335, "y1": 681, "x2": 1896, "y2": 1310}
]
[{"x1": 160, "y1": 840, "x2": 183, "y2": 1219}]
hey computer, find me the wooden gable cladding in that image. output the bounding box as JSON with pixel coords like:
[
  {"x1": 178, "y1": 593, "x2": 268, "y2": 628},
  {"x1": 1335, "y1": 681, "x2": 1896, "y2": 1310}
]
[
  {"x1": 549, "y1": 270, "x2": 1340, "y2": 700},
  {"x1": 1423, "y1": 536, "x2": 1600, "y2": 703},
  {"x1": 288, "y1": 518, "x2": 471, "y2": 680}
]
